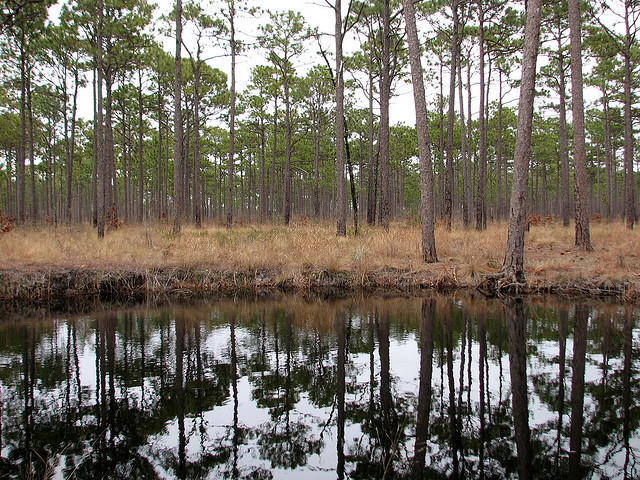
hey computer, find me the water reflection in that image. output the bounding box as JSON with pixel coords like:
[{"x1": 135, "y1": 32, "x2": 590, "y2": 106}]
[{"x1": 0, "y1": 296, "x2": 638, "y2": 479}]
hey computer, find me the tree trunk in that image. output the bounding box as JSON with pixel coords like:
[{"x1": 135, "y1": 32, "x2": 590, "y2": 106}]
[
  {"x1": 403, "y1": 0, "x2": 437, "y2": 262},
  {"x1": 623, "y1": 4, "x2": 636, "y2": 229},
  {"x1": 335, "y1": 0, "x2": 347, "y2": 236},
  {"x1": 378, "y1": 0, "x2": 391, "y2": 231},
  {"x1": 500, "y1": 0, "x2": 543, "y2": 282},
  {"x1": 568, "y1": 0, "x2": 593, "y2": 250},
  {"x1": 476, "y1": 0, "x2": 487, "y2": 231},
  {"x1": 227, "y1": 1, "x2": 237, "y2": 229},
  {"x1": 96, "y1": 0, "x2": 106, "y2": 238},
  {"x1": 172, "y1": 0, "x2": 184, "y2": 234},
  {"x1": 460, "y1": 50, "x2": 470, "y2": 228},
  {"x1": 366, "y1": 64, "x2": 377, "y2": 226},
  {"x1": 557, "y1": 40, "x2": 571, "y2": 227},
  {"x1": 445, "y1": 0, "x2": 460, "y2": 231},
  {"x1": 138, "y1": 71, "x2": 144, "y2": 223},
  {"x1": 193, "y1": 69, "x2": 202, "y2": 228},
  {"x1": 17, "y1": 32, "x2": 27, "y2": 223}
]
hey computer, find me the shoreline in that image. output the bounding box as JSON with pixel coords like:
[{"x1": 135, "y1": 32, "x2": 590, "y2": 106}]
[{"x1": 1, "y1": 264, "x2": 638, "y2": 313}]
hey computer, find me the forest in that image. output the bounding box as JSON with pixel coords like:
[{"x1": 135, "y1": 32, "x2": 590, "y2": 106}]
[{"x1": 0, "y1": 0, "x2": 638, "y2": 260}]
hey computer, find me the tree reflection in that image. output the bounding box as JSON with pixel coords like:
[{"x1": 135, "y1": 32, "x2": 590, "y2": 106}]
[
  {"x1": 569, "y1": 305, "x2": 588, "y2": 479},
  {"x1": 506, "y1": 298, "x2": 532, "y2": 480},
  {"x1": 413, "y1": 298, "x2": 434, "y2": 479},
  {"x1": 0, "y1": 297, "x2": 638, "y2": 479}
]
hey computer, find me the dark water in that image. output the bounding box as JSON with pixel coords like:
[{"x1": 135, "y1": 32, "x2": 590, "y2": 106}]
[{"x1": 0, "y1": 295, "x2": 638, "y2": 479}]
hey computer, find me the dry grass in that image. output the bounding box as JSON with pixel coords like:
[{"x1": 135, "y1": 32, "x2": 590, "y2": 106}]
[{"x1": 0, "y1": 219, "x2": 638, "y2": 288}]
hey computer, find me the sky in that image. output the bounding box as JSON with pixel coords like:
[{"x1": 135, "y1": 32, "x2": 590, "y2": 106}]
[{"x1": 51, "y1": 0, "x2": 419, "y2": 125}]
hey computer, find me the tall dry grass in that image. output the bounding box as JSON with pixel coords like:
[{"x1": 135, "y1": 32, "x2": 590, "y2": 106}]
[{"x1": 0, "y1": 219, "x2": 638, "y2": 285}]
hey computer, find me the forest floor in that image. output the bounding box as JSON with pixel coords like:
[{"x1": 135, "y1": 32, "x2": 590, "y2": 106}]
[{"x1": 1, "y1": 218, "x2": 639, "y2": 308}]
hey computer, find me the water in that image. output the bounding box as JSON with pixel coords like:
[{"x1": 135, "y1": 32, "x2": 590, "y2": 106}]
[{"x1": 0, "y1": 295, "x2": 638, "y2": 479}]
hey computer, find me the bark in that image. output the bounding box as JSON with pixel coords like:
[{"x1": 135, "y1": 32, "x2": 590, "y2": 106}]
[
  {"x1": 227, "y1": 1, "x2": 237, "y2": 229},
  {"x1": 335, "y1": 0, "x2": 347, "y2": 235},
  {"x1": 17, "y1": 32, "x2": 26, "y2": 223},
  {"x1": 476, "y1": 0, "x2": 487, "y2": 231},
  {"x1": 260, "y1": 117, "x2": 267, "y2": 221},
  {"x1": 603, "y1": 90, "x2": 613, "y2": 219},
  {"x1": 568, "y1": 0, "x2": 593, "y2": 250},
  {"x1": 27, "y1": 67, "x2": 36, "y2": 221},
  {"x1": 460, "y1": 54, "x2": 470, "y2": 228},
  {"x1": 558, "y1": 40, "x2": 571, "y2": 227},
  {"x1": 445, "y1": 0, "x2": 460, "y2": 231},
  {"x1": 403, "y1": 0, "x2": 437, "y2": 262},
  {"x1": 496, "y1": 69, "x2": 504, "y2": 220},
  {"x1": 96, "y1": 1, "x2": 106, "y2": 239},
  {"x1": 623, "y1": 4, "x2": 636, "y2": 229},
  {"x1": 66, "y1": 70, "x2": 79, "y2": 223},
  {"x1": 138, "y1": 71, "x2": 144, "y2": 223},
  {"x1": 378, "y1": 0, "x2": 391, "y2": 231},
  {"x1": 500, "y1": 0, "x2": 543, "y2": 282},
  {"x1": 366, "y1": 65, "x2": 377, "y2": 225},
  {"x1": 172, "y1": 0, "x2": 184, "y2": 235},
  {"x1": 193, "y1": 69, "x2": 201, "y2": 228}
]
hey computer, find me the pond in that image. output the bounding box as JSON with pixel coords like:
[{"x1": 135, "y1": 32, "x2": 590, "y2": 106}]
[{"x1": 0, "y1": 294, "x2": 638, "y2": 479}]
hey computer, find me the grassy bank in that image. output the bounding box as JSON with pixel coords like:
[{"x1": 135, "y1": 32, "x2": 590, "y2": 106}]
[{"x1": 1, "y1": 219, "x2": 639, "y2": 304}]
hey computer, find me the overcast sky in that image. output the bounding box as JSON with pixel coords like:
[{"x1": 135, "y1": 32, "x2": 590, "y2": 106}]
[{"x1": 134, "y1": 0, "x2": 418, "y2": 125}]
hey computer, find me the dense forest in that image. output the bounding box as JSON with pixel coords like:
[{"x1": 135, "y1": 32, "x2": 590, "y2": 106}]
[{"x1": 0, "y1": 0, "x2": 638, "y2": 241}]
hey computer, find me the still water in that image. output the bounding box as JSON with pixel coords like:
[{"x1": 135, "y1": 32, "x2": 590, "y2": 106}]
[{"x1": 0, "y1": 295, "x2": 638, "y2": 479}]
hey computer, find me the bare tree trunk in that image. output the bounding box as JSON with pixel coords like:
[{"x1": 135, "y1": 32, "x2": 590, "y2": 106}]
[
  {"x1": 227, "y1": 0, "x2": 237, "y2": 229},
  {"x1": 603, "y1": 90, "x2": 614, "y2": 220},
  {"x1": 378, "y1": 0, "x2": 391, "y2": 231},
  {"x1": 172, "y1": 0, "x2": 184, "y2": 235},
  {"x1": 557, "y1": 42, "x2": 571, "y2": 227},
  {"x1": 445, "y1": 0, "x2": 460, "y2": 231},
  {"x1": 138, "y1": 71, "x2": 144, "y2": 223},
  {"x1": 623, "y1": 4, "x2": 636, "y2": 229},
  {"x1": 496, "y1": 69, "x2": 504, "y2": 220},
  {"x1": 193, "y1": 73, "x2": 202, "y2": 228},
  {"x1": 366, "y1": 66, "x2": 377, "y2": 225},
  {"x1": 403, "y1": 0, "x2": 437, "y2": 262},
  {"x1": 499, "y1": 0, "x2": 543, "y2": 282},
  {"x1": 17, "y1": 33, "x2": 26, "y2": 223},
  {"x1": 335, "y1": 0, "x2": 347, "y2": 236},
  {"x1": 568, "y1": 0, "x2": 592, "y2": 250},
  {"x1": 459, "y1": 50, "x2": 469, "y2": 228},
  {"x1": 476, "y1": 0, "x2": 487, "y2": 231}
]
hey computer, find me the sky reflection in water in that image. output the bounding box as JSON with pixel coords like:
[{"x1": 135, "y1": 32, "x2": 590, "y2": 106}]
[{"x1": 0, "y1": 295, "x2": 638, "y2": 479}]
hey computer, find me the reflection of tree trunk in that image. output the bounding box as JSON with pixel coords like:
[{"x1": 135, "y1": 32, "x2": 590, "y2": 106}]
[
  {"x1": 556, "y1": 307, "x2": 568, "y2": 474},
  {"x1": 479, "y1": 312, "x2": 487, "y2": 480},
  {"x1": 107, "y1": 316, "x2": 116, "y2": 436},
  {"x1": 336, "y1": 312, "x2": 346, "y2": 480},
  {"x1": 445, "y1": 301, "x2": 461, "y2": 479},
  {"x1": 176, "y1": 317, "x2": 186, "y2": 480},
  {"x1": 506, "y1": 299, "x2": 532, "y2": 480},
  {"x1": 140, "y1": 317, "x2": 146, "y2": 406},
  {"x1": 569, "y1": 305, "x2": 588, "y2": 479},
  {"x1": 378, "y1": 310, "x2": 395, "y2": 476},
  {"x1": 623, "y1": 308, "x2": 632, "y2": 479},
  {"x1": 230, "y1": 316, "x2": 240, "y2": 480},
  {"x1": 368, "y1": 310, "x2": 376, "y2": 435},
  {"x1": 413, "y1": 299, "x2": 434, "y2": 479},
  {"x1": 196, "y1": 324, "x2": 204, "y2": 443},
  {"x1": 458, "y1": 310, "x2": 467, "y2": 417},
  {"x1": 22, "y1": 327, "x2": 34, "y2": 474}
]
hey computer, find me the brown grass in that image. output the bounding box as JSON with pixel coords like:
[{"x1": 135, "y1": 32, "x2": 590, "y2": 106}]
[{"x1": 1, "y1": 219, "x2": 638, "y2": 289}]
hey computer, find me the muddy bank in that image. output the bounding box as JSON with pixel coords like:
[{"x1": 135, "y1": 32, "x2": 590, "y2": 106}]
[{"x1": 1, "y1": 265, "x2": 638, "y2": 313}]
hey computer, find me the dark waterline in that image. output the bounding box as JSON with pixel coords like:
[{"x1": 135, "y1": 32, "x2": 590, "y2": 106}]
[{"x1": 0, "y1": 295, "x2": 638, "y2": 479}]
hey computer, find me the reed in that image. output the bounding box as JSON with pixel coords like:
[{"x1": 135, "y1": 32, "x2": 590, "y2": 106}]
[{"x1": 1, "y1": 219, "x2": 638, "y2": 292}]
